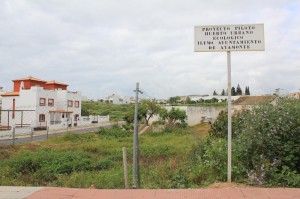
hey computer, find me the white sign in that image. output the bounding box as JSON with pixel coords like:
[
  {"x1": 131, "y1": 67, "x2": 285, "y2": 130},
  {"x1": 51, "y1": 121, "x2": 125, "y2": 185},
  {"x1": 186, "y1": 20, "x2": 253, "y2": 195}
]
[{"x1": 194, "y1": 24, "x2": 265, "y2": 52}]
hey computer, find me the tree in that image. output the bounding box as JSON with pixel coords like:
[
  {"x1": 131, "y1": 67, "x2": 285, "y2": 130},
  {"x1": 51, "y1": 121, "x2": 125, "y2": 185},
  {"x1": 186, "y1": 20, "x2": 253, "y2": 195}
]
[
  {"x1": 81, "y1": 107, "x2": 90, "y2": 116},
  {"x1": 139, "y1": 100, "x2": 161, "y2": 126},
  {"x1": 236, "y1": 84, "x2": 242, "y2": 95},
  {"x1": 159, "y1": 107, "x2": 187, "y2": 125},
  {"x1": 185, "y1": 97, "x2": 192, "y2": 104},
  {"x1": 213, "y1": 90, "x2": 218, "y2": 96},
  {"x1": 169, "y1": 96, "x2": 180, "y2": 104},
  {"x1": 245, "y1": 86, "x2": 250, "y2": 95},
  {"x1": 231, "y1": 87, "x2": 236, "y2": 96},
  {"x1": 221, "y1": 89, "x2": 226, "y2": 96},
  {"x1": 124, "y1": 108, "x2": 142, "y2": 124},
  {"x1": 273, "y1": 88, "x2": 281, "y2": 96}
]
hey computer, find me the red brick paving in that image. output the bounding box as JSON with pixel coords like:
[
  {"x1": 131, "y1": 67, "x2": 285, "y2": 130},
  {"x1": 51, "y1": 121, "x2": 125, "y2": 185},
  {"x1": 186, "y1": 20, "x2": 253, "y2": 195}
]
[{"x1": 25, "y1": 187, "x2": 300, "y2": 199}]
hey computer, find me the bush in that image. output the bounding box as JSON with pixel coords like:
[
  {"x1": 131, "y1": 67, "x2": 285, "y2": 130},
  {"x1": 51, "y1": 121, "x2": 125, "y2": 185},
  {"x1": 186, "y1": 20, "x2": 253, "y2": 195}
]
[
  {"x1": 207, "y1": 98, "x2": 300, "y2": 186},
  {"x1": 189, "y1": 138, "x2": 228, "y2": 185},
  {"x1": 97, "y1": 125, "x2": 131, "y2": 138},
  {"x1": 234, "y1": 98, "x2": 300, "y2": 186},
  {"x1": 6, "y1": 149, "x2": 93, "y2": 184},
  {"x1": 163, "y1": 124, "x2": 189, "y2": 134},
  {"x1": 94, "y1": 159, "x2": 113, "y2": 170}
]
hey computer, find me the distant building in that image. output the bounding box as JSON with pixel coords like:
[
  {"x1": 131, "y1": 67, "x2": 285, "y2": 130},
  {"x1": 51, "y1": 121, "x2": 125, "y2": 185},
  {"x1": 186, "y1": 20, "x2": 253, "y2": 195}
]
[
  {"x1": 103, "y1": 94, "x2": 132, "y2": 104},
  {"x1": 232, "y1": 95, "x2": 274, "y2": 112},
  {"x1": 176, "y1": 94, "x2": 241, "y2": 103},
  {"x1": 285, "y1": 92, "x2": 300, "y2": 99}
]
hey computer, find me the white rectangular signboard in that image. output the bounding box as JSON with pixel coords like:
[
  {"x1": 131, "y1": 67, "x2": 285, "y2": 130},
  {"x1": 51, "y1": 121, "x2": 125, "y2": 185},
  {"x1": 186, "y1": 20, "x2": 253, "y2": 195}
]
[{"x1": 194, "y1": 24, "x2": 265, "y2": 52}]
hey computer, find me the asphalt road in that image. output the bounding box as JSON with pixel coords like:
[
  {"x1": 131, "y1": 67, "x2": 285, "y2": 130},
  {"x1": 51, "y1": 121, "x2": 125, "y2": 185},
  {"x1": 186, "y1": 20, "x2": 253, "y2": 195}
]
[{"x1": 0, "y1": 123, "x2": 114, "y2": 146}]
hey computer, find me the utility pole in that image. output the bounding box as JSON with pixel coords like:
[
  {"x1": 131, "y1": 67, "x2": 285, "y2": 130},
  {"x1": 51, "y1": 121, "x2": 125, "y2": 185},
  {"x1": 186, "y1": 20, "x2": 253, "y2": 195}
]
[{"x1": 133, "y1": 82, "x2": 142, "y2": 188}]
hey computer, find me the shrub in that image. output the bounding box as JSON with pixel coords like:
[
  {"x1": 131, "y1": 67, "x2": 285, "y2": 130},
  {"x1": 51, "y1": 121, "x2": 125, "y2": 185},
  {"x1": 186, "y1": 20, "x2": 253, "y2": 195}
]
[
  {"x1": 234, "y1": 98, "x2": 300, "y2": 186},
  {"x1": 63, "y1": 132, "x2": 81, "y2": 142},
  {"x1": 189, "y1": 138, "x2": 228, "y2": 185},
  {"x1": 207, "y1": 98, "x2": 300, "y2": 186},
  {"x1": 94, "y1": 159, "x2": 113, "y2": 170},
  {"x1": 6, "y1": 149, "x2": 93, "y2": 184},
  {"x1": 97, "y1": 125, "x2": 131, "y2": 138}
]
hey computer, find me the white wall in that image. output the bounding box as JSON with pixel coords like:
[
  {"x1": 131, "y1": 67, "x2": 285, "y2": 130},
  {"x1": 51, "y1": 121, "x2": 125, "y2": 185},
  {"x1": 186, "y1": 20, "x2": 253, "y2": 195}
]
[{"x1": 157, "y1": 106, "x2": 225, "y2": 126}]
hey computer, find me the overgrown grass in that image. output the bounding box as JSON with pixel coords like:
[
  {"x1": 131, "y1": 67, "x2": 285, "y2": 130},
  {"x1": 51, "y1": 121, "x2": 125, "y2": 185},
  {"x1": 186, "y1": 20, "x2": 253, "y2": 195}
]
[
  {"x1": 0, "y1": 125, "x2": 208, "y2": 188},
  {"x1": 81, "y1": 101, "x2": 133, "y2": 121}
]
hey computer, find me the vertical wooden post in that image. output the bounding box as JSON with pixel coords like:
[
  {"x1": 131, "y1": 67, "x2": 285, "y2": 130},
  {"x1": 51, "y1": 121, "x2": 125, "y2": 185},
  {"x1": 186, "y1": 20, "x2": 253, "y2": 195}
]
[{"x1": 122, "y1": 147, "x2": 129, "y2": 189}]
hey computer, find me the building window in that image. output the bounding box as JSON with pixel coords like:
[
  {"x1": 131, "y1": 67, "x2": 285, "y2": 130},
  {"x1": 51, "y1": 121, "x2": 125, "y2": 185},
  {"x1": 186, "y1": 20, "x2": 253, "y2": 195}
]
[
  {"x1": 75, "y1": 101, "x2": 79, "y2": 108},
  {"x1": 40, "y1": 98, "x2": 46, "y2": 106},
  {"x1": 39, "y1": 114, "x2": 46, "y2": 122},
  {"x1": 68, "y1": 100, "x2": 73, "y2": 107},
  {"x1": 48, "y1": 98, "x2": 54, "y2": 106}
]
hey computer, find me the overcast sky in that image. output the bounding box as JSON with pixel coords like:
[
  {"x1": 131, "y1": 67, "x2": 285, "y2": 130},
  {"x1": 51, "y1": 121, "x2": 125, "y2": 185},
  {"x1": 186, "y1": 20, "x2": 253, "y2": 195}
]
[{"x1": 0, "y1": 0, "x2": 299, "y2": 99}]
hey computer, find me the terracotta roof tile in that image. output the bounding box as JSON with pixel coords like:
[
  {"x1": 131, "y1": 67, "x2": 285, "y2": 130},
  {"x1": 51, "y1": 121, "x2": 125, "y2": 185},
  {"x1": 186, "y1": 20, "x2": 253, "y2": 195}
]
[
  {"x1": 46, "y1": 80, "x2": 68, "y2": 86},
  {"x1": 12, "y1": 76, "x2": 47, "y2": 82},
  {"x1": 232, "y1": 96, "x2": 274, "y2": 106}
]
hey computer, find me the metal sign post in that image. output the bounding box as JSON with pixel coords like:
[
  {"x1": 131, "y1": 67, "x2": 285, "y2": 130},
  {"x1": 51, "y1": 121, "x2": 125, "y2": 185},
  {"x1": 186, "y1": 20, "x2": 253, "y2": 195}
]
[
  {"x1": 194, "y1": 24, "x2": 265, "y2": 183},
  {"x1": 227, "y1": 51, "x2": 232, "y2": 182}
]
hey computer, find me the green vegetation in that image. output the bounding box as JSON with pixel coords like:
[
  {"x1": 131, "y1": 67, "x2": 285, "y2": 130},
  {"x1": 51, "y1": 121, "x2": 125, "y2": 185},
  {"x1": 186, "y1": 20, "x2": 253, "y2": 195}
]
[
  {"x1": 205, "y1": 98, "x2": 300, "y2": 187},
  {"x1": 0, "y1": 124, "x2": 210, "y2": 188},
  {"x1": 81, "y1": 101, "x2": 133, "y2": 121},
  {"x1": 1, "y1": 98, "x2": 298, "y2": 188},
  {"x1": 159, "y1": 108, "x2": 187, "y2": 125},
  {"x1": 123, "y1": 100, "x2": 161, "y2": 126}
]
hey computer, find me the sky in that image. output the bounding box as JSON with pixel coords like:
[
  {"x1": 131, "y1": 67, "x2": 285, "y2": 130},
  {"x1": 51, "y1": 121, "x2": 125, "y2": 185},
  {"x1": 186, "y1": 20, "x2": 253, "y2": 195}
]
[{"x1": 0, "y1": 0, "x2": 299, "y2": 99}]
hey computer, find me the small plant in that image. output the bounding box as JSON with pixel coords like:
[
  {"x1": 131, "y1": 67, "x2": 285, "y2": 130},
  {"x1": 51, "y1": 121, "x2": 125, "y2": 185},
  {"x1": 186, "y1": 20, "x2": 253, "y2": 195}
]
[
  {"x1": 94, "y1": 159, "x2": 113, "y2": 170},
  {"x1": 97, "y1": 125, "x2": 131, "y2": 138},
  {"x1": 63, "y1": 132, "x2": 81, "y2": 142}
]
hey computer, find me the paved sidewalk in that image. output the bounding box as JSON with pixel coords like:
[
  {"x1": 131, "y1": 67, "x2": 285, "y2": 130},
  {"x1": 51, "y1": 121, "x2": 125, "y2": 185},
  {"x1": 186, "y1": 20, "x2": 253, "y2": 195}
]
[
  {"x1": 0, "y1": 186, "x2": 43, "y2": 199},
  {"x1": 1, "y1": 187, "x2": 300, "y2": 199}
]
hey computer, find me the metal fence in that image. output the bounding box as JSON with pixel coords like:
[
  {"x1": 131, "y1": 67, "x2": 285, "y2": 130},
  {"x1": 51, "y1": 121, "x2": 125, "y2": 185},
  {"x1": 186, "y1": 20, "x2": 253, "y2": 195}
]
[
  {"x1": 0, "y1": 121, "x2": 116, "y2": 146},
  {"x1": 0, "y1": 108, "x2": 111, "y2": 145},
  {"x1": 0, "y1": 110, "x2": 35, "y2": 130}
]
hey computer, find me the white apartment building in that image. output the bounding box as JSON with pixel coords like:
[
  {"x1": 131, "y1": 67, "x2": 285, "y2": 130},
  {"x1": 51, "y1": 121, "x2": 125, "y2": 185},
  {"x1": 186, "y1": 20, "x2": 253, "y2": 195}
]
[{"x1": 0, "y1": 77, "x2": 82, "y2": 130}]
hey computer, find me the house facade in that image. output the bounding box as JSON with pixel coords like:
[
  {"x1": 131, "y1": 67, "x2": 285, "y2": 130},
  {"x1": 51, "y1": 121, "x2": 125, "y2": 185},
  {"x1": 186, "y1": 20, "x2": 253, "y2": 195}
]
[{"x1": 0, "y1": 77, "x2": 82, "y2": 130}]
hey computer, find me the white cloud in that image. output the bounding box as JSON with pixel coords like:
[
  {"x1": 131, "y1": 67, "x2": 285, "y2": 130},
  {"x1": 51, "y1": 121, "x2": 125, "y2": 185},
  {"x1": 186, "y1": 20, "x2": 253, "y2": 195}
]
[{"x1": 0, "y1": 0, "x2": 299, "y2": 99}]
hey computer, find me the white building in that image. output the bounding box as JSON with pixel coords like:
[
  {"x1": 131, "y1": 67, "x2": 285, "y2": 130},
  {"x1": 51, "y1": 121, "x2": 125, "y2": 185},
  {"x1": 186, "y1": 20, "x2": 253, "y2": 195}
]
[
  {"x1": 286, "y1": 92, "x2": 300, "y2": 99},
  {"x1": 189, "y1": 95, "x2": 241, "y2": 102},
  {"x1": 103, "y1": 94, "x2": 132, "y2": 104},
  {"x1": 0, "y1": 77, "x2": 82, "y2": 130}
]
